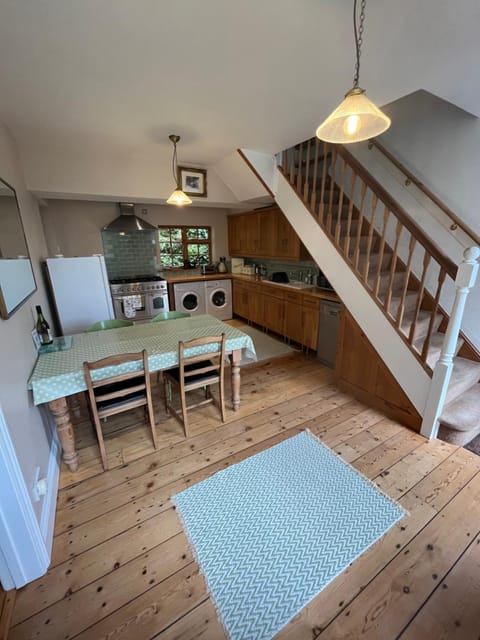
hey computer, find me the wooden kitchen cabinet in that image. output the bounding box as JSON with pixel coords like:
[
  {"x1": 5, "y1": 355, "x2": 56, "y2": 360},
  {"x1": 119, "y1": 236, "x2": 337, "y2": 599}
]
[
  {"x1": 227, "y1": 206, "x2": 307, "y2": 260},
  {"x1": 284, "y1": 291, "x2": 304, "y2": 344},
  {"x1": 233, "y1": 280, "x2": 263, "y2": 324},
  {"x1": 273, "y1": 212, "x2": 304, "y2": 259},
  {"x1": 284, "y1": 291, "x2": 320, "y2": 349},
  {"x1": 302, "y1": 294, "x2": 321, "y2": 349},
  {"x1": 261, "y1": 284, "x2": 285, "y2": 335}
]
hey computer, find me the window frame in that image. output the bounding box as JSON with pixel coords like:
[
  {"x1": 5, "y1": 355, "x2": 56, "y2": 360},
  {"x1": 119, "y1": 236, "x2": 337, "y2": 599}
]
[{"x1": 157, "y1": 225, "x2": 212, "y2": 270}]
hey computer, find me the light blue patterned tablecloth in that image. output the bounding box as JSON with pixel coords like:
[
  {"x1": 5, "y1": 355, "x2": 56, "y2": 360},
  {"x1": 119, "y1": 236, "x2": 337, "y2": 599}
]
[{"x1": 28, "y1": 315, "x2": 256, "y2": 405}]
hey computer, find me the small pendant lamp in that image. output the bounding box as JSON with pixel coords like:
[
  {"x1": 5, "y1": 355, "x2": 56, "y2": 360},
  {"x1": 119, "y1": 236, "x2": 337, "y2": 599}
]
[
  {"x1": 316, "y1": 0, "x2": 391, "y2": 144},
  {"x1": 166, "y1": 134, "x2": 192, "y2": 206}
]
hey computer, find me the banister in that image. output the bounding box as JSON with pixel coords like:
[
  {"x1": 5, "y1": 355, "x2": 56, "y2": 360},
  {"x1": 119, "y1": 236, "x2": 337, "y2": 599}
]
[
  {"x1": 335, "y1": 144, "x2": 458, "y2": 280},
  {"x1": 369, "y1": 139, "x2": 480, "y2": 247}
]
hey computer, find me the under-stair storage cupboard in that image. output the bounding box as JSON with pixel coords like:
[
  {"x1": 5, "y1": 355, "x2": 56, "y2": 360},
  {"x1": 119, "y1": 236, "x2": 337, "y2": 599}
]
[{"x1": 228, "y1": 206, "x2": 309, "y2": 260}]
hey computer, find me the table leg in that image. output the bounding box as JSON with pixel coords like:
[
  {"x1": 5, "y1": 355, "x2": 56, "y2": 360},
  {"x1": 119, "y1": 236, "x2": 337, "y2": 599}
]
[
  {"x1": 229, "y1": 349, "x2": 241, "y2": 411},
  {"x1": 48, "y1": 397, "x2": 79, "y2": 472}
]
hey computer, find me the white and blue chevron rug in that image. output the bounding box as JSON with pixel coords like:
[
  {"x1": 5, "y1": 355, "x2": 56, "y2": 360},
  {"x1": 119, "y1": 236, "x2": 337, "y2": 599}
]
[{"x1": 173, "y1": 430, "x2": 406, "y2": 640}]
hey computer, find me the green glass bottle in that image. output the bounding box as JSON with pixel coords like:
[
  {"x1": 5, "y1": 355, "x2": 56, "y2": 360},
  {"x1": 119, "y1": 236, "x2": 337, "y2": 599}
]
[{"x1": 35, "y1": 305, "x2": 53, "y2": 345}]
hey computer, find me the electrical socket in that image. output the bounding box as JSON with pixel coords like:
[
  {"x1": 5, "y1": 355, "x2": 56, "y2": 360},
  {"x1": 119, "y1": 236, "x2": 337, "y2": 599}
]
[{"x1": 32, "y1": 466, "x2": 41, "y2": 502}]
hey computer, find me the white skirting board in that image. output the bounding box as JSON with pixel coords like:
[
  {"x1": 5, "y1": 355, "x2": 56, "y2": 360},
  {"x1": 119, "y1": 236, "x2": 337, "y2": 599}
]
[{"x1": 0, "y1": 404, "x2": 58, "y2": 588}]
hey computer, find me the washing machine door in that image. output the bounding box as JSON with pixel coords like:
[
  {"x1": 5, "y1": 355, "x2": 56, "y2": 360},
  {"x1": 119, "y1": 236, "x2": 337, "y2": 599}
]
[
  {"x1": 210, "y1": 288, "x2": 227, "y2": 309},
  {"x1": 181, "y1": 291, "x2": 201, "y2": 312}
]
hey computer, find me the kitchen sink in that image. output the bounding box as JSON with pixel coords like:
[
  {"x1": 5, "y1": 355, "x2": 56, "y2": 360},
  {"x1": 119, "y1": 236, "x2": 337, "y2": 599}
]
[{"x1": 266, "y1": 280, "x2": 314, "y2": 290}]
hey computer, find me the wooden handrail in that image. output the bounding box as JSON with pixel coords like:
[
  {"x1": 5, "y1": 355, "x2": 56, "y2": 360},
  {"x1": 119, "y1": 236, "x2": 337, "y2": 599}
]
[
  {"x1": 369, "y1": 139, "x2": 480, "y2": 247},
  {"x1": 336, "y1": 144, "x2": 458, "y2": 280}
]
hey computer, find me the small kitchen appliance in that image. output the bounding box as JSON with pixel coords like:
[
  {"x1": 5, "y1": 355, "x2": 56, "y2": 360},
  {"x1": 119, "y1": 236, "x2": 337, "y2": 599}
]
[{"x1": 217, "y1": 257, "x2": 228, "y2": 273}]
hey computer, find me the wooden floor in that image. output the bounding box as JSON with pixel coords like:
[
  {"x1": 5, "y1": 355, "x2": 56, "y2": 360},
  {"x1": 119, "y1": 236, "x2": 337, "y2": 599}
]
[{"x1": 9, "y1": 350, "x2": 480, "y2": 639}]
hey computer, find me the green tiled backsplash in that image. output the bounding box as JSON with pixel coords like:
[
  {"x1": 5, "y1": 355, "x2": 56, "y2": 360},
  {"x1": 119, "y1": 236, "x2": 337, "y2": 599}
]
[
  {"x1": 102, "y1": 230, "x2": 157, "y2": 278},
  {"x1": 244, "y1": 258, "x2": 318, "y2": 283}
]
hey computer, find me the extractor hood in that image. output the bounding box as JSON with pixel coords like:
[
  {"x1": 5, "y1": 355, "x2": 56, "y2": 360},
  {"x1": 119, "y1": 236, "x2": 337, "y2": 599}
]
[{"x1": 103, "y1": 203, "x2": 157, "y2": 232}]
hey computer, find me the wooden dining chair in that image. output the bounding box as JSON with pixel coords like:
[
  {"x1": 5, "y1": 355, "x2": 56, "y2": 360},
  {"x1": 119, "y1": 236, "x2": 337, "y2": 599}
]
[
  {"x1": 163, "y1": 334, "x2": 226, "y2": 437},
  {"x1": 83, "y1": 350, "x2": 157, "y2": 470}
]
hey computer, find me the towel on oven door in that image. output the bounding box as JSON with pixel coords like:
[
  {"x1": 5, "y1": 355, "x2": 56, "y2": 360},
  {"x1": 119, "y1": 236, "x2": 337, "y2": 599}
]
[{"x1": 123, "y1": 295, "x2": 142, "y2": 318}]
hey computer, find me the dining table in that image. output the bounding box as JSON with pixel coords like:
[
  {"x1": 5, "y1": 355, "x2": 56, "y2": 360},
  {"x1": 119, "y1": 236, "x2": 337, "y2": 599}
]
[{"x1": 28, "y1": 315, "x2": 256, "y2": 472}]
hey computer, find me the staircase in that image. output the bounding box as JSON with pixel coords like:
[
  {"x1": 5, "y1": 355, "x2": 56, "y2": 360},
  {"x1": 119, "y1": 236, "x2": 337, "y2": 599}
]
[{"x1": 276, "y1": 139, "x2": 480, "y2": 445}]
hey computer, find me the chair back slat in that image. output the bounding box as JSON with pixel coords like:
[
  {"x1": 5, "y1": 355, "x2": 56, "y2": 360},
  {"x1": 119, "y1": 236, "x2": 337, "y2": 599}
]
[{"x1": 83, "y1": 349, "x2": 157, "y2": 471}]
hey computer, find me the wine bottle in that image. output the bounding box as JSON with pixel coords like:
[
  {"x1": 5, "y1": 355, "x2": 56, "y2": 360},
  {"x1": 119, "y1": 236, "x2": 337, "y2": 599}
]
[{"x1": 35, "y1": 305, "x2": 53, "y2": 345}]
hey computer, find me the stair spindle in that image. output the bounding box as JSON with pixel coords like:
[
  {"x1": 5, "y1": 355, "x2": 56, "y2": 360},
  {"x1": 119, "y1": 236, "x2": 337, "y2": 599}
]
[
  {"x1": 303, "y1": 139, "x2": 311, "y2": 202},
  {"x1": 395, "y1": 234, "x2": 417, "y2": 328},
  {"x1": 421, "y1": 267, "x2": 447, "y2": 363},
  {"x1": 319, "y1": 142, "x2": 330, "y2": 224},
  {"x1": 353, "y1": 182, "x2": 367, "y2": 271},
  {"x1": 343, "y1": 171, "x2": 357, "y2": 257},
  {"x1": 334, "y1": 159, "x2": 347, "y2": 245},
  {"x1": 325, "y1": 148, "x2": 338, "y2": 231},
  {"x1": 384, "y1": 220, "x2": 403, "y2": 313},
  {"x1": 408, "y1": 252, "x2": 431, "y2": 345},
  {"x1": 310, "y1": 138, "x2": 320, "y2": 212},
  {"x1": 296, "y1": 141, "x2": 304, "y2": 193},
  {"x1": 373, "y1": 207, "x2": 390, "y2": 298},
  {"x1": 363, "y1": 193, "x2": 378, "y2": 280}
]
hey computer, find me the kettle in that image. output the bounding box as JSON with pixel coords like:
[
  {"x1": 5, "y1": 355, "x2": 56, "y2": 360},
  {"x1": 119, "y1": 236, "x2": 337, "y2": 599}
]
[{"x1": 217, "y1": 257, "x2": 228, "y2": 273}]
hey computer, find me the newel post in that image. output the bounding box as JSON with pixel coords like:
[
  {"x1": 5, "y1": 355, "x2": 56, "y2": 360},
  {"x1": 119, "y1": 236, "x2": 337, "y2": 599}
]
[{"x1": 420, "y1": 246, "x2": 480, "y2": 439}]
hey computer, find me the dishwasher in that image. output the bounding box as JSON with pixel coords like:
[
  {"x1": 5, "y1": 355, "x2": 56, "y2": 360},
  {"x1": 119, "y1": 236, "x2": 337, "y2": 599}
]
[{"x1": 317, "y1": 300, "x2": 342, "y2": 368}]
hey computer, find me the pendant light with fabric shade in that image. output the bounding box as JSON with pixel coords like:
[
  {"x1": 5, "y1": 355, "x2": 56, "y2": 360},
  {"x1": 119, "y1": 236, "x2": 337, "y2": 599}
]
[
  {"x1": 166, "y1": 135, "x2": 192, "y2": 206},
  {"x1": 316, "y1": 0, "x2": 391, "y2": 144}
]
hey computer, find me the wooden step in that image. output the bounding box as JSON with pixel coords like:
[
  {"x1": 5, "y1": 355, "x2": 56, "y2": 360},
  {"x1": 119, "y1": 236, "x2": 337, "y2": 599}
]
[
  {"x1": 445, "y1": 357, "x2": 480, "y2": 404},
  {"x1": 439, "y1": 384, "x2": 480, "y2": 446},
  {"x1": 401, "y1": 310, "x2": 443, "y2": 342},
  {"x1": 389, "y1": 292, "x2": 418, "y2": 317},
  {"x1": 369, "y1": 270, "x2": 407, "y2": 296},
  {"x1": 414, "y1": 332, "x2": 464, "y2": 370}
]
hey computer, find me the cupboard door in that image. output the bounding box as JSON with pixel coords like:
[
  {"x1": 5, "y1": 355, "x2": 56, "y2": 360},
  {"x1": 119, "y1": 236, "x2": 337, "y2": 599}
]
[
  {"x1": 262, "y1": 294, "x2": 285, "y2": 335},
  {"x1": 302, "y1": 306, "x2": 319, "y2": 349},
  {"x1": 233, "y1": 282, "x2": 249, "y2": 318},
  {"x1": 274, "y1": 212, "x2": 301, "y2": 259},
  {"x1": 257, "y1": 210, "x2": 274, "y2": 257},
  {"x1": 228, "y1": 215, "x2": 245, "y2": 256},
  {"x1": 285, "y1": 300, "x2": 304, "y2": 344},
  {"x1": 246, "y1": 285, "x2": 263, "y2": 325}
]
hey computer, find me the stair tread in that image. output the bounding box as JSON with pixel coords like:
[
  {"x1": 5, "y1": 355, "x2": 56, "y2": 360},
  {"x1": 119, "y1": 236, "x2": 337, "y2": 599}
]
[
  {"x1": 440, "y1": 384, "x2": 480, "y2": 431},
  {"x1": 445, "y1": 357, "x2": 480, "y2": 404},
  {"x1": 413, "y1": 332, "x2": 464, "y2": 369}
]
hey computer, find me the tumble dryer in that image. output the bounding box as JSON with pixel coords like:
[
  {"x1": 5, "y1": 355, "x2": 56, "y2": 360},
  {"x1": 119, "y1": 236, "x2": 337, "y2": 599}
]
[
  {"x1": 205, "y1": 279, "x2": 232, "y2": 320},
  {"x1": 173, "y1": 281, "x2": 206, "y2": 316}
]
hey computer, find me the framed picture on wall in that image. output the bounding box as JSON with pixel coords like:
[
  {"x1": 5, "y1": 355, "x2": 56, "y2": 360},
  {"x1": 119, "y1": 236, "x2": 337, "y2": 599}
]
[{"x1": 178, "y1": 166, "x2": 207, "y2": 198}]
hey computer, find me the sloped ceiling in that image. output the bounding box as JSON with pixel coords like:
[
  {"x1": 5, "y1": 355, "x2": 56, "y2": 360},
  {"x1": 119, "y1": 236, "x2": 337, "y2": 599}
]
[{"x1": 0, "y1": 0, "x2": 478, "y2": 205}]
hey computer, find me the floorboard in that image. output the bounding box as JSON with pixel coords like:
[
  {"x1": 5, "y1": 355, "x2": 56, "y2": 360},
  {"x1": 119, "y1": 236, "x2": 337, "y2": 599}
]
[{"x1": 9, "y1": 348, "x2": 480, "y2": 640}]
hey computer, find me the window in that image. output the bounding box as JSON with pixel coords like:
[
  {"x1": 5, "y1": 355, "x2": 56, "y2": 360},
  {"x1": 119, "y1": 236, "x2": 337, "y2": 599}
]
[{"x1": 158, "y1": 226, "x2": 211, "y2": 269}]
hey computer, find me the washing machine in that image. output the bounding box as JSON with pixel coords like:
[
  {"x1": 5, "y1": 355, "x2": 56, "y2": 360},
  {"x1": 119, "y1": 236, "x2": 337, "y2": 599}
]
[
  {"x1": 205, "y1": 279, "x2": 232, "y2": 320},
  {"x1": 173, "y1": 281, "x2": 206, "y2": 316}
]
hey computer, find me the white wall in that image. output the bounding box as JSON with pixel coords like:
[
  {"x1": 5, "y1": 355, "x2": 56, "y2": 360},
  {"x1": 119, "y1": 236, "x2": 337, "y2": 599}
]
[
  {"x1": 0, "y1": 122, "x2": 54, "y2": 525},
  {"x1": 40, "y1": 199, "x2": 231, "y2": 263},
  {"x1": 380, "y1": 90, "x2": 480, "y2": 237}
]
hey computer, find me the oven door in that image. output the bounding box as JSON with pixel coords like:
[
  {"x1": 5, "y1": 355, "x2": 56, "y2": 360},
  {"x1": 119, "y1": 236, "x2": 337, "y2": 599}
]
[
  {"x1": 147, "y1": 292, "x2": 170, "y2": 317},
  {"x1": 113, "y1": 294, "x2": 150, "y2": 321}
]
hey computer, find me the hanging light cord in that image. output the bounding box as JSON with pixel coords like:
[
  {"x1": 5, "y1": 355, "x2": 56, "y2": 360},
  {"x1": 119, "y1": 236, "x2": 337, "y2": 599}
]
[
  {"x1": 171, "y1": 140, "x2": 179, "y2": 187},
  {"x1": 353, "y1": 0, "x2": 366, "y2": 88}
]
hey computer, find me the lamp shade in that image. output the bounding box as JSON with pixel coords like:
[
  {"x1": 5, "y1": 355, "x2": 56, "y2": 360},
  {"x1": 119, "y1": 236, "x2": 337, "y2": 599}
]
[
  {"x1": 316, "y1": 88, "x2": 391, "y2": 144},
  {"x1": 166, "y1": 189, "x2": 193, "y2": 206}
]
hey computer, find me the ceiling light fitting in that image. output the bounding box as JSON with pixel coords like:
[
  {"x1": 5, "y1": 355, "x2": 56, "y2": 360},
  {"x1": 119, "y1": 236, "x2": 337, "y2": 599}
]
[
  {"x1": 316, "y1": 0, "x2": 391, "y2": 144},
  {"x1": 166, "y1": 134, "x2": 192, "y2": 206}
]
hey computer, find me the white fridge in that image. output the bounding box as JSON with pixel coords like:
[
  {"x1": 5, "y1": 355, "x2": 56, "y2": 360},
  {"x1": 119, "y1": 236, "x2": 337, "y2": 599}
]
[{"x1": 45, "y1": 256, "x2": 114, "y2": 335}]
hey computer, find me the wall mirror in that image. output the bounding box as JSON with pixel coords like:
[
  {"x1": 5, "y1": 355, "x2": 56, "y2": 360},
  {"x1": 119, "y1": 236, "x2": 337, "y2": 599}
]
[{"x1": 0, "y1": 178, "x2": 36, "y2": 318}]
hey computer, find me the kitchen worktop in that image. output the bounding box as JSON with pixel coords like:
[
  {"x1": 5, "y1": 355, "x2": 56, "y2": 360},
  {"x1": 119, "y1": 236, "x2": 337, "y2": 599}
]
[
  {"x1": 163, "y1": 271, "x2": 340, "y2": 301},
  {"x1": 163, "y1": 272, "x2": 232, "y2": 284}
]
